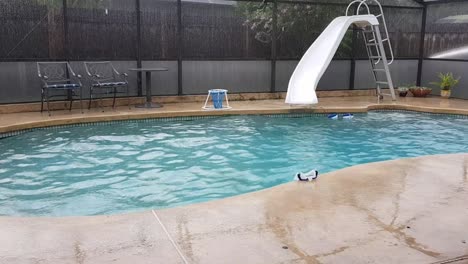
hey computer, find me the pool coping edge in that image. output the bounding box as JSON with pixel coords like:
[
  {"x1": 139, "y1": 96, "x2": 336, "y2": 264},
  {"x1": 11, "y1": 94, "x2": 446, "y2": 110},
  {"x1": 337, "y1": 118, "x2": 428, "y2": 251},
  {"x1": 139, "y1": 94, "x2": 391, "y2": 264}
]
[{"x1": 1, "y1": 103, "x2": 468, "y2": 136}]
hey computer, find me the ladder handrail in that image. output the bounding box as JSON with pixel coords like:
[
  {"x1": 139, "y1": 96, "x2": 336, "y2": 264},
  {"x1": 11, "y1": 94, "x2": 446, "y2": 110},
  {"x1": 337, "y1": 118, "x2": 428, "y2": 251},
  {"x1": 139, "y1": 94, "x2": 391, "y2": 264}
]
[
  {"x1": 345, "y1": 0, "x2": 370, "y2": 16},
  {"x1": 357, "y1": 1, "x2": 371, "y2": 16},
  {"x1": 346, "y1": 0, "x2": 396, "y2": 101},
  {"x1": 362, "y1": 26, "x2": 396, "y2": 101},
  {"x1": 370, "y1": 0, "x2": 394, "y2": 64},
  {"x1": 345, "y1": 0, "x2": 394, "y2": 65}
]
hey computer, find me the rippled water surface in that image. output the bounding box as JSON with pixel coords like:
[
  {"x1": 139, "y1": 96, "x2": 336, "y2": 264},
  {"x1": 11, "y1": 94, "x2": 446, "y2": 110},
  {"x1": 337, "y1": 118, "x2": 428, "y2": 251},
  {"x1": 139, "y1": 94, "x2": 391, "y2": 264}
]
[{"x1": 1, "y1": 112, "x2": 467, "y2": 216}]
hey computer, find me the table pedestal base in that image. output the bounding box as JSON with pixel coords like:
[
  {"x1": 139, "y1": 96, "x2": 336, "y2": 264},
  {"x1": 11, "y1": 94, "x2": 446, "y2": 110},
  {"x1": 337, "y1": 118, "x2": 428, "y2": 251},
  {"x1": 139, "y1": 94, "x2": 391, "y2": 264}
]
[
  {"x1": 129, "y1": 68, "x2": 169, "y2": 110},
  {"x1": 135, "y1": 102, "x2": 163, "y2": 108}
]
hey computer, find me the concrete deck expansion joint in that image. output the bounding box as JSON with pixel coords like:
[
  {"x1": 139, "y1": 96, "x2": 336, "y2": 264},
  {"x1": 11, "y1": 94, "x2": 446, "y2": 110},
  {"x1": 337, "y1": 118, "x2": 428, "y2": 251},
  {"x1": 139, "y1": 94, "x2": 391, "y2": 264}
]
[{"x1": 152, "y1": 209, "x2": 190, "y2": 264}]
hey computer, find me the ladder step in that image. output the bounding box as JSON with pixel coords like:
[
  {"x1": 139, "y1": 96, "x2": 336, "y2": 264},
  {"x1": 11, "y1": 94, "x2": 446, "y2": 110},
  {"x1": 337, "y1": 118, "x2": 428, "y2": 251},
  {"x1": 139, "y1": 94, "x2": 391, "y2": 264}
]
[
  {"x1": 376, "y1": 14, "x2": 383, "y2": 18},
  {"x1": 376, "y1": 81, "x2": 388, "y2": 85},
  {"x1": 382, "y1": 38, "x2": 389, "y2": 42},
  {"x1": 366, "y1": 42, "x2": 378, "y2": 46}
]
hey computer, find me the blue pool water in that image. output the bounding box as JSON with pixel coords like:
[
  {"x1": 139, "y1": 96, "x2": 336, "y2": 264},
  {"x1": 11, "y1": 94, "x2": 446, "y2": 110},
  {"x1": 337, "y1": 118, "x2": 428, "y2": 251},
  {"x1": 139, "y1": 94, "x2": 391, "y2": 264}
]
[{"x1": 0, "y1": 112, "x2": 467, "y2": 216}]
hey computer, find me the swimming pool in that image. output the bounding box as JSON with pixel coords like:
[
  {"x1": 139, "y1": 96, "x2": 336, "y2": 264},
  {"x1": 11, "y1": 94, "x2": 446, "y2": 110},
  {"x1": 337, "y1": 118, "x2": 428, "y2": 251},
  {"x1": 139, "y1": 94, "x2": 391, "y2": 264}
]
[{"x1": 0, "y1": 111, "x2": 467, "y2": 216}]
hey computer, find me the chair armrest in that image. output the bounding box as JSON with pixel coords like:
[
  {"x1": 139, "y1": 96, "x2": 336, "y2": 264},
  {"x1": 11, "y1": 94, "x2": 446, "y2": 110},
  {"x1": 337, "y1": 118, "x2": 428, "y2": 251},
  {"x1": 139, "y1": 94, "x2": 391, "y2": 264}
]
[
  {"x1": 87, "y1": 74, "x2": 100, "y2": 80},
  {"x1": 112, "y1": 67, "x2": 128, "y2": 80},
  {"x1": 38, "y1": 75, "x2": 49, "y2": 87},
  {"x1": 69, "y1": 73, "x2": 83, "y2": 86},
  {"x1": 86, "y1": 74, "x2": 103, "y2": 86},
  {"x1": 38, "y1": 73, "x2": 48, "y2": 80},
  {"x1": 118, "y1": 72, "x2": 128, "y2": 82}
]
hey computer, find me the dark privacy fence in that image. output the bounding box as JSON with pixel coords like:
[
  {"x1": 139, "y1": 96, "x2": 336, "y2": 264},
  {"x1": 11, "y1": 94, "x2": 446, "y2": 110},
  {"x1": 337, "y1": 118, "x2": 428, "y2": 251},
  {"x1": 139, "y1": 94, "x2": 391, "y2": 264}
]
[{"x1": 0, "y1": 0, "x2": 467, "y2": 103}]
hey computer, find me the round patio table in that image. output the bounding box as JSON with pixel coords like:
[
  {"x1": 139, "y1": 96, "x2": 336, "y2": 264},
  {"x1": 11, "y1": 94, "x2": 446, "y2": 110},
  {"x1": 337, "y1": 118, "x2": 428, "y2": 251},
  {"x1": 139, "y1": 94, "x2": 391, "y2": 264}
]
[{"x1": 129, "y1": 68, "x2": 168, "y2": 108}]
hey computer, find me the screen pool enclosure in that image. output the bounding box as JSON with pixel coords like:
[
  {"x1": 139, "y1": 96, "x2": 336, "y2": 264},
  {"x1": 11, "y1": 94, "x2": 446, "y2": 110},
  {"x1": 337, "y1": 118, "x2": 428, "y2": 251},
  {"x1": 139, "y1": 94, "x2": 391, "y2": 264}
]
[{"x1": 0, "y1": 0, "x2": 468, "y2": 103}]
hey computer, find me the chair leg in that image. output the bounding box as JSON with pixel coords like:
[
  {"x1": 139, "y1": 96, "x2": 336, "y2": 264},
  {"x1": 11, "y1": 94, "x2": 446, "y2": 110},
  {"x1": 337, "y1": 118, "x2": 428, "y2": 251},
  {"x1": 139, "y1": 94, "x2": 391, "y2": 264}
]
[
  {"x1": 112, "y1": 87, "x2": 117, "y2": 109},
  {"x1": 127, "y1": 85, "x2": 130, "y2": 109},
  {"x1": 80, "y1": 88, "x2": 83, "y2": 114},
  {"x1": 41, "y1": 89, "x2": 44, "y2": 113},
  {"x1": 46, "y1": 89, "x2": 51, "y2": 116},
  {"x1": 88, "y1": 87, "x2": 93, "y2": 110},
  {"x1": 99, "y1": 90, "x2": 104, "y2": 112},
  {"x1": 69, "y1": 90, "x2": 74, "y2": 112}
]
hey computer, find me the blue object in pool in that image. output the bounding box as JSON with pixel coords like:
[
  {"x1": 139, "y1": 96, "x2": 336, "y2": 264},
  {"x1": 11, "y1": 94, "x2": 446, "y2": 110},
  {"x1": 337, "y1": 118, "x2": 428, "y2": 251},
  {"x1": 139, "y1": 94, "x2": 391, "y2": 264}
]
[
  {"x1": 327, "y1": 113, "x2": 338, "y2": 119},
  {"x1": 0, "y1": 112, "x2": 467, "y2": 216},
  {"x1": 211, "y1": 90, "x2": 226, "y2": 109},
  {"x1": 343, "y1": 113, "x2": 354, "y2": 119}
]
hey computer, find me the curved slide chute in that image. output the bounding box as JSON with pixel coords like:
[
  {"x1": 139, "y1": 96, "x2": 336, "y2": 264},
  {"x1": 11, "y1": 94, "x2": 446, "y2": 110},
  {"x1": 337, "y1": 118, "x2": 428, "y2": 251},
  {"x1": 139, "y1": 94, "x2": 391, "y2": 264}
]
[{"x1": 285, "y1": 15, "x2": 379, "y2": 105}]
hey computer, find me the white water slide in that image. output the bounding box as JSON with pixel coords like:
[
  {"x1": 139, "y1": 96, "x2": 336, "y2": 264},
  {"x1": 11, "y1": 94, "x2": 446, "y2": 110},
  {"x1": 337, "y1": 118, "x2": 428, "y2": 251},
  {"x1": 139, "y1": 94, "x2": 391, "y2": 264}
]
[{"x1": 286, "y1": 0, "x2": 396, "y2": 105}]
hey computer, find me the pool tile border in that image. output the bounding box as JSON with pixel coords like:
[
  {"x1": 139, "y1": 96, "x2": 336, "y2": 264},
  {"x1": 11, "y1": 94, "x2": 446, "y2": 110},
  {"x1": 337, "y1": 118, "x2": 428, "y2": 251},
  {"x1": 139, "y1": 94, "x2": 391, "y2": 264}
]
[
  {"x1": 0, "y1": 114, "x2": 328, "y2": 139},
  {"x1": 1, "y1": 109, "x2": 467, "y2": 140},
  {"x1": 371, "y1": 109, "x2": 468, "y2": 117}
]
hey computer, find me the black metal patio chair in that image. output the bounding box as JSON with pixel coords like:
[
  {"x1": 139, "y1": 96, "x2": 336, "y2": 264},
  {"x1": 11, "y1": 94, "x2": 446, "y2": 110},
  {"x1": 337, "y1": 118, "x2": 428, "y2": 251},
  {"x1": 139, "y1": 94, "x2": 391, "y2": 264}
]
[
  {"x1": 37, "y1": 62, "x2": 83, "y2": 116},
  {"x1": 84, "y1": 61, "x2": 129, "y2": 110}
]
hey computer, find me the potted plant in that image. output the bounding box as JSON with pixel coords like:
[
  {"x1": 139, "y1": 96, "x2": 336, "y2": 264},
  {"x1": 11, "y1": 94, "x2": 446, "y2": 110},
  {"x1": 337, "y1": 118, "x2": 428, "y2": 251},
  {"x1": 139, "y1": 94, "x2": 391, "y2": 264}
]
[
  {"x1": 398, "y1": 87, "x2": 409, "y2": 97},
  {"x1": 409, "y1": 86, "x2": 432, "y2": 97},
  {"x1": 430, "y1": 72, "x2": 460, "y2": 98}
]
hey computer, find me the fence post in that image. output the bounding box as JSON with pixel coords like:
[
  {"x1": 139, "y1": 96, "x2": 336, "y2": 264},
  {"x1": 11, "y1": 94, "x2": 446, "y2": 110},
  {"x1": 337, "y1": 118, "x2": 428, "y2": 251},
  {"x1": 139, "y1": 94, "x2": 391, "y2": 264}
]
[
  {"x1": 270, "y1": 0, "x2": 277, "y2": 93},
  {"x1": 349, "y1": 6, "x2": 357, "y2": 90},
  {"x1": 63, "y1": 0, "x2": 69, "y2": 60},
  {"x1": 349, "y1": 27, "x2": 357, "y2": 90},
  {"x1": 63, "y1": 0, "x2": 73, "y2": 100},
  {"x1": 416, "y1": 4, "x2": 427, "y2": 86},
  {"x1": 136, "y1": 0, "x2": 143, "y2": 96},
  {"x1": 177, "y1": 0, "x2": 183, "y2": 95}
]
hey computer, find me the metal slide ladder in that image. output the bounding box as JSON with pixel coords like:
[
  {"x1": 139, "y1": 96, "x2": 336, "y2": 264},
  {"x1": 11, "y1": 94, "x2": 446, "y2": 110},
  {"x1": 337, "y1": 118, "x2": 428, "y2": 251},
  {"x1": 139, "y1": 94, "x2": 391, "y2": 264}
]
[{"x1": 346, "y1": 0, "x2": 396, "y2": 102}]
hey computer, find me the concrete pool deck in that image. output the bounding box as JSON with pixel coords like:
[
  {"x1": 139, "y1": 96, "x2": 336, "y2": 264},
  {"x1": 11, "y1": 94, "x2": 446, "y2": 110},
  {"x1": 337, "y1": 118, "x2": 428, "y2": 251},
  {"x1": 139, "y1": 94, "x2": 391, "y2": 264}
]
[
  {"x1": 0, "y1": 154, "x2": 467, "y2": 264},
  {"x1": 1, "y1": 95, "x2": 468, "y2": 263},
  {"x1": 1, "y1": 95, "x2": 468, "y2": 134}
]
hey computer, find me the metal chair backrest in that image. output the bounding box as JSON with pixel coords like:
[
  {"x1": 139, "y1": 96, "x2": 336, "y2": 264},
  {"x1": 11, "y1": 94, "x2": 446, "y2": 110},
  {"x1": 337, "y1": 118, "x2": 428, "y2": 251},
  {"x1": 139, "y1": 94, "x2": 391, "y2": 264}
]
[
  {"x1": 37, "y1": 62, "x2": 75, "y2": 84},
  {"x1": 84, "y1": 61, "x2": 119, "y2": 82}
]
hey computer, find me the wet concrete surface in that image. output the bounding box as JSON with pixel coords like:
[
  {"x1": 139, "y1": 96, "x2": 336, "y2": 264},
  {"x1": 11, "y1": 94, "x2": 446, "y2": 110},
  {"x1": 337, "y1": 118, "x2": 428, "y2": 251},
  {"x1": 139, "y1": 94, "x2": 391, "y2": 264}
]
[
  {"x1": 0, "y1": 154, "x2": 467, "y2": 263},
  {"x1": 2, "y1": 96, "x2": 468, "y2": 134},
  {"x1": 155, "y1": 154, "x2": 468, "y2": 263},
  {"x1": 0, "y1": 212, "x2": 183, "y2": 264}
]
